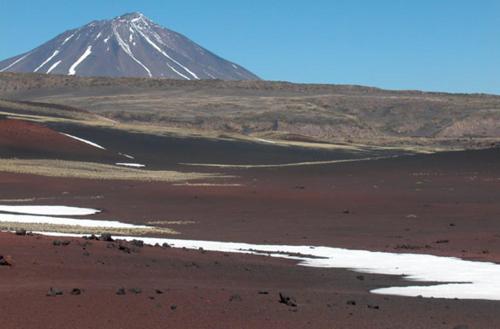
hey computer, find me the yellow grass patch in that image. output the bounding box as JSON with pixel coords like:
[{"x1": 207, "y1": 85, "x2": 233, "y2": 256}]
[
  {"x1": 146, "y1": 220, "x2": 197, "y2": 225},
  {"x1": 0, "y1": 159, "x2": 225, "y2": 182},
  {"x1": 0, "y1": 222, "x2": 178, "y2": 236}
]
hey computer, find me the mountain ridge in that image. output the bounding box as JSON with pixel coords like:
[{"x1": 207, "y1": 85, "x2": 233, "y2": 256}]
[
  {"x1": 0, "y1": 12, "x2": 259, "y2": 80},
  {"x1": 1, "y1": 72, "x2": 500, "y2": 152}
]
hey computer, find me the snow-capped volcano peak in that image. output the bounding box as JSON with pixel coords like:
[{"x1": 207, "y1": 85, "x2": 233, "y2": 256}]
[{"x1": 0, "y1": 13, "x2": 259, "y2": 80}]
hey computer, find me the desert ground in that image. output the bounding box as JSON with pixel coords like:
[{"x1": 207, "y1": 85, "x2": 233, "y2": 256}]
[{"x1": 0, "y1": 73, "x2": 499, "y2": 329}]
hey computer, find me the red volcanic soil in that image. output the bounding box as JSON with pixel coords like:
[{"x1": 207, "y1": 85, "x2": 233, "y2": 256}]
[
  {"x1": 0, "y1": 232, "x2": 496, "y2": 329},
  {"x1": 0, "y1": 119, "x2": 117, "y2": 162},
  {"x1": 0, "y1": 138, "x2": 500, "y2": 327},
  {"x1": 1, "y1": 147, "x2": 499, "y2": 262}
]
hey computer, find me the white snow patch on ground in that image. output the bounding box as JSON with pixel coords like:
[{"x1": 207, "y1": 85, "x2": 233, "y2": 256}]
[
  {"x1": 115, "y1": 163, "x2": 146, "y2": 168},
  {"x1": 103, "y1": 36, "x2": 110, "y2": 43},
  {"x1": 0, "y1": 205, "x2": 100, "y2": 216},
  {"x1": 95, "y1": 32, "x2": 102, "y2": 40},
  {"x1": 61, "y1": 133, "x2": 106, "y2": 150},
  {"x1": 47, "y1": 60, "x2": 62, "y2": 74},
  {"x1": 68, "y1": 46, "x2": 92, "y2": 75},
  {"x1": 29, "y1": 232, "x2": 500, "y2": 301},
  {"x1": 255, "y1": 138, "x2": 277, "y2": 144},
  {"x1": 34, "y1": 50, "x2": 60, "y2": 72},
  {"x1": 119, "y1": 153, "x2": 135, "y2": 160},
  {"x1": 0, "y1": 53, "x2": 31, "y2": 72}
]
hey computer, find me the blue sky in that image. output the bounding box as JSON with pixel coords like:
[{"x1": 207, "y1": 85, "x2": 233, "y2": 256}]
[{"x1": 0, "y1": 0, "x2": 498, "y2": 94}]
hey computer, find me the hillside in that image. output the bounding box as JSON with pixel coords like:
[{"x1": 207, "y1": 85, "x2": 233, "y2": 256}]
[{"x1": 1, "y1": 72, "x2": 500, "y2": 150}]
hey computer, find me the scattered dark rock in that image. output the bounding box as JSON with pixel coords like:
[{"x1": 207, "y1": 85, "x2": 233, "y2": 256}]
[
  {"x1": 185, "y1": 262, "x2": 200, "y2": 268},
  {"x1": 199, "y1": 247, "x2": 206, "y2": 254},
  {"x1": 162, "y1": 243, "x2": 171, "y2": 248},
  {"x1": 15, "y1": 229, "x2": 27, "y2": 236},
  {"x1": 356, "y1": 275, "x2": 365, "y2": 281},
  {"x1": 346, "y1": 300, "x2": 356, "y2": 306},
  {"x1": 100, "y1": 233, "x2": 113, "y2": 242},
  {"x1": 118, "y1": 244, "x2": 131, "y2": 253},
  {"x1": 294, "y1": 186, "x2": 305, "y2": 190},
  {"x1": 155, "y1": 289, "x2": 164, "y2": 294},
  {"x1": 46, "y1": 287, "x2": 63, "y2": 297},
  {"x1": 342, "y1": 209, "x2": 351, "y2": 214},
  {"x1": 84, "y1": 234, "x2": 99, "y2": 241},
  {"x1": 116, "y1": 288, "x2": 126, "y2": 295},
  {"x1": 129, "y1": 288, "x2": 142, "y2": 294},
  {"x1": 229, "y1": 294, "x2": 242, "y2": 302},
  {"x1": 395, "y1": 244, "x2": 424, "y2": 250},
  {"x1": 82, "y1": 251, "x2": 90, "y2": 257},
  {"x1": 435, "y1": 239, "x2": 450, "y2": 244},
  {"x1": 53, "y1": 240, "x2": 70, "y2": 246},
  {"x1": 258, "y1": 291, "x2": 269, "y2": 295},
  {"x1": 170, "y1": 304, "x2": 177, "y2": 310},
  {"x1": 279, "y1": 293, "x2": 297, "y2": 307},
  {"x1": 131, "y1": 240, "x2": 144, "y2": 248},
  {"x1": 367, "y1": 304, "x2": 380, "y2": 310},
  {"x1": 70, "y1": 288, "x2": 82, "y2": 295},
  {"x1": 0, "y1": 255, "x2": 11, "y2": 266}
]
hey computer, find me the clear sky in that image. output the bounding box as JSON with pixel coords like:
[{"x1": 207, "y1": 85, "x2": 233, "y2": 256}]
[{"x1": 0, "y1": 0, "x2": 498, "y2": 94}]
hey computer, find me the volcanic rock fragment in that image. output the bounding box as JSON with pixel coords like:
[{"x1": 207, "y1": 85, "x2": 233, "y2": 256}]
[
  {"x1": 129, "y1": 288, "x2": 142, "y2": 294},
  {"x1": 46, "y1": 287, "x2": 63, "y2": 297},
  {"x1": 118, "y1": 244, "x2": 131, "y2": 254},
  {"x1": 279, "y1": 293, "x2": 297, "y2": 307},
  {"x1": 100, "y1": 233, "x2": 114, "y2": 242},
  {"x1": 53, "y1": 240, "x2": 71, "y2": 246},
  {"x1": 15, "y1": 229, "x2": 27, "y2": 236},
  {"x1": 131, "y1": 240, "x2": 144, "y2": 248},
  {"x1": 0, "y1": 255, "x2": 11, "y2": 266},
  {"x1": 229, "y1": 294, "x2": 242, "y2": 302}
]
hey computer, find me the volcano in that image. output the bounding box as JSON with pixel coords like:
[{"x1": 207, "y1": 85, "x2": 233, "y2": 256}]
[{"x1": 0, "y1": 12, "x2": 259, "y2": 80}]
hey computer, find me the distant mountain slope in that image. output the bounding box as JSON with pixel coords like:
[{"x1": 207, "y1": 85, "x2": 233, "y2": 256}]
[
  {"x1": 1, "y1": 72, "x2": 500, "y2": 151},
  {"x1": 0, "y1": 12, "x2": 259, "y2": 80}
]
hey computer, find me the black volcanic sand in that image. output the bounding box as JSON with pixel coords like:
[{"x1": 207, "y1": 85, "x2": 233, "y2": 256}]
[{"x1": 46, "y1": 122, "x2": 404, "y2": 169}]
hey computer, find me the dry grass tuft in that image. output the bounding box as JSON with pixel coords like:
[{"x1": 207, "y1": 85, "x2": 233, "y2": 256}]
[
  {"x1": 146, "y1": 220, "x2": 197, "y2": 225},
  {"x1": 0, "y1": 158, "x2": 226, "y2": 182},
  {"x1": 0, "y1": 222, "x2": 178, "y2": 236}
]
